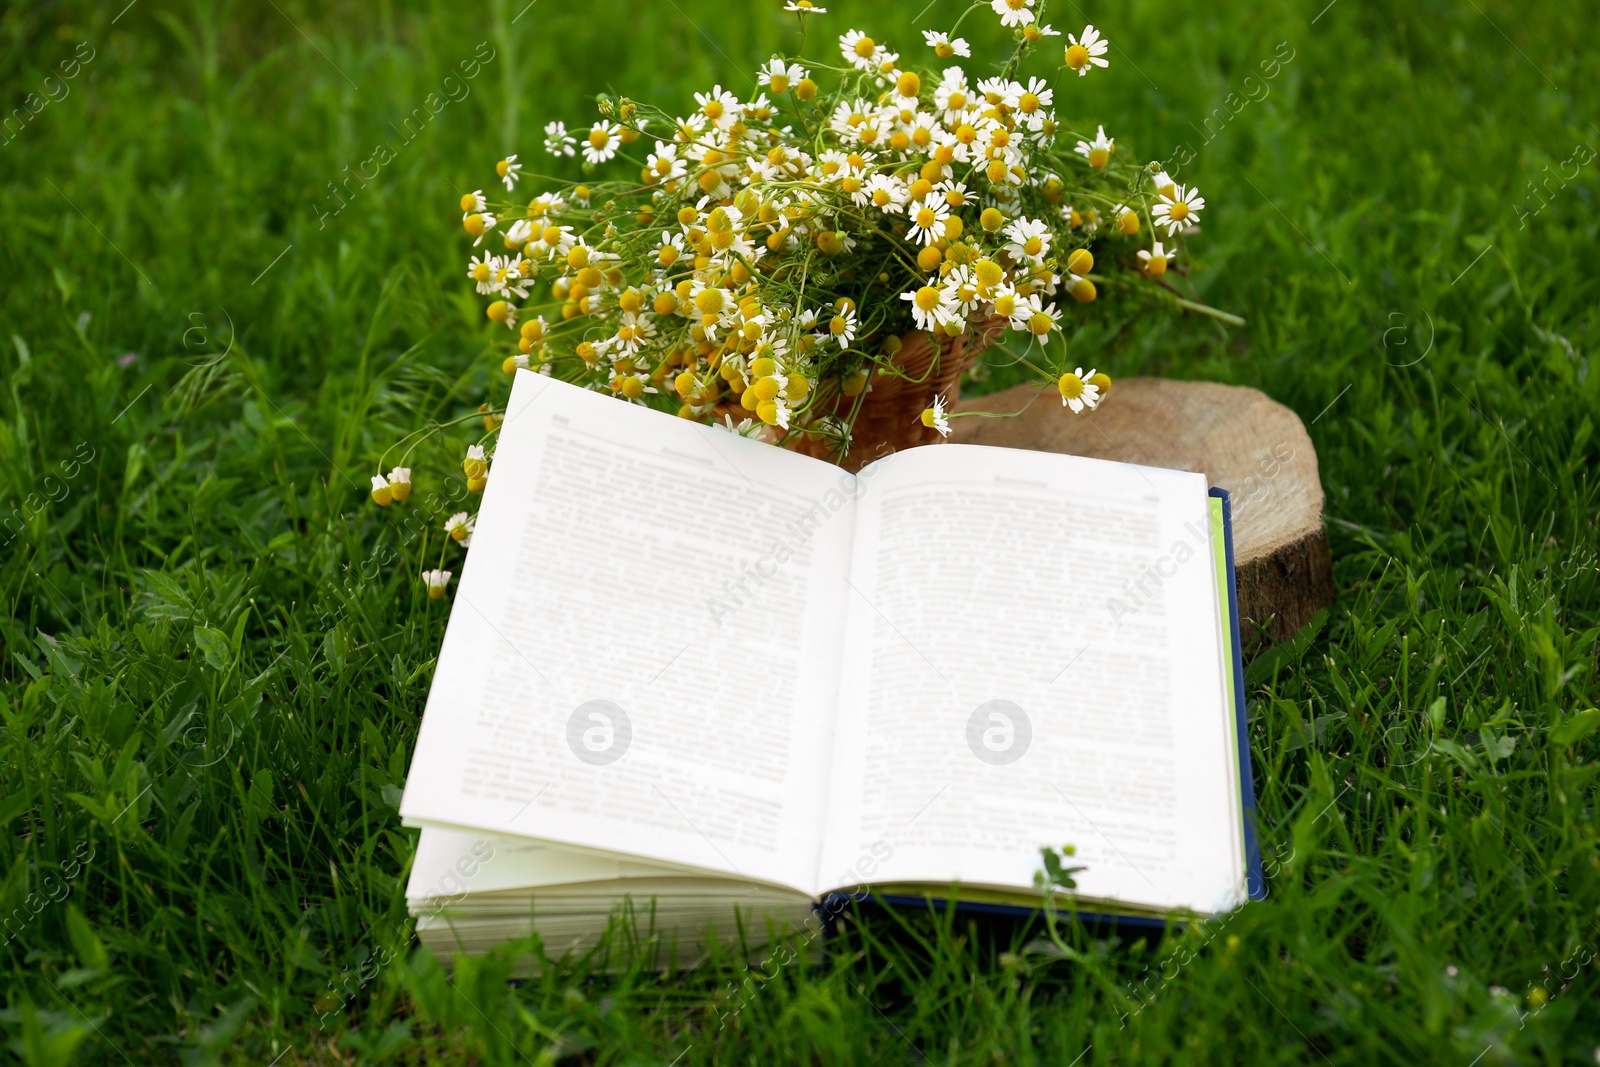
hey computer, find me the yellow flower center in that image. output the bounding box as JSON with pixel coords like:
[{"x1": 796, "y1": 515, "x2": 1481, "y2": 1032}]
[
  {"x1": 1168, "y1": 201, "x2": 1190, "y2": 221},
  {"x1": 829, "y1": 315, "x2": 850, "y2": 335},
  {"x1": 496, "y1": 159, "x2": 511, "y2": 177},
  {"x1": 853, "y1": 36, "x2": 876, "y2": 58},
  {"x1": 770, "y1": 74, "x2": 790, "y2": 93},
  {"x1": 588, "y1": 129, "x2": 609, "y2": 149},
  {"x1": 1028, "y1": 312, "x2": 1053, "y2": 336},
  {"x1": 1023, "y1": 236, "x2": 1043, "y2": 257},
  {"x1": 915, "y1": 286, "x2": 942, "y2": 312},
  {"x1": 873, "y1": 189, "x2": 892, "y2": 206},
  {"x1": 704, "y1": 100, "x2": 724, "y2": 120},
  {"x1": 947, "y1": 91, "x2": 967, "y2": 110},
  {"x1": 1058, "y1": 373, "x2": 1084, "y2": 399},
  {"x1": 695, "y1": 289, "x2": 724, "y2": 314},
  {"x1": 472, "y1": 263, "x2": 490, "y2": 281},
  {"x1": 897, "y1": 71, "x2": 921, "y2": 97},
  {"x1": 1089, "y1": 148, "x2": 1109, "y2": 168},
  {"x1": 1065, "y1": 44, "x2": 1090, "y2": 69},
  {"x1": 916, "y1": 207, "x2": 938, "y2": 228},
  {"x1": 994, "y1": 294, "x2": 1016, "y2": 316}
]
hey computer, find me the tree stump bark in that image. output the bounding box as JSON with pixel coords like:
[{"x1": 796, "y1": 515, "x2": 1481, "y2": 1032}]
[{"x1": 950, "y1": 377, "x2": 1333, "y2": 651}]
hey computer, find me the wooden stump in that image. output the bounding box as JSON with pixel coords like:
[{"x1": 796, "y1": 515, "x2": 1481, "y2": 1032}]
[{"x1": 951, "y1": 378, "x2": 1333, "y2": 651}]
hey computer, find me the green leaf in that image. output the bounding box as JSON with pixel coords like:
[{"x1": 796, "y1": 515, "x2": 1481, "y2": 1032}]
[
  {"x1": 64, "y1": 905, "x2": 109, "y2": 972},
  {"x1": 1550, "y1": 708, "x2": 1600, "y2": 746},
  {"x1": 193, "y1": 625, "x2": 232, "y2": 670}
]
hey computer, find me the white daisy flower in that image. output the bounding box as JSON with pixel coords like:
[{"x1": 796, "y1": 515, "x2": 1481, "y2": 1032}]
[
  {"x1": 920, "y1": 394, "x2": 951, "y2": 437},
  {"x1": 461, "y1": 189, "x2": 488, "y2": 214},
  {"x1": 1152, "y1": 184, "x2": 1205, "y2": 233},
  {"x1": 783, "y1": 0, "x2": 825, "y2": 11},
  {"x1": 1058, "y1": 366, "x2": 1102, "y2": 412},
  {"x1": 422, "y1": 569, "x2": 453, "y2": 599},
  {"x1": 694, "y1": 85, "x2": 742, "y2": 130},
  {"x1": 444, "y1": 512, "x2": 475, "y2": 547},
  {"x1": 989, "y1": 282, "x2": 1028, "y2": 328},
  {"x1": 1030, "y1": 23, "x2": 1062, "y2": 37},
  {"x1": 864, "y1": 173, "x2": 908, "y2": 213},
  {"x1": 386, "y1": 467, "x2": 411, "y2": 502},
  {"x1": 1137, "y1": 240, "x2": 1176, "y2": 275},
  {"x1": 1065, "y1": 25, "x2": 1110, "y2": 76},
  {"x1": 1010, "y1": 77, "x2": 1054, "y2": 124},
  {"x1": 496, "y1": 154, "x2": 522, "y2": 191},
  {"x1": 531, "y1": 222, "x2": 575, "y2": 261},
  {"x1": 1074, "y1": 125, "x2": 1115, "y2": 168},
  {"x1": 906, "y1": 198, "x2": 951, "y2": 245},
  {"x1": 646, "y1": 141, "x2": 687, "y2": 185},
  {"x1": 901, "y1": 278, "x2": 955, "y2": 331},
  {"x1": 370, "y1": 473, "x2": 392, "y2": 506},
  {"x1": 942, "y1": 265, "x2": 982, "y2": 315},
  {"x1": 922, "y1": 31, "x2": 971, "y2": 58},
  {"x1": 933, "y1": 70, "x2": 974, "y2": 122},
  {"x1": 582, "y1": 122, "x2": 623, "y2": 164},
  {"x1": 1004, "y1": 216, "x2": 1052, "y2": 264},
  {"x1": 502, "y1": 219, "x2": 534, "y2": 251},
  {"x1": 466, "y1": 251, "x2": 500, "y2": 295},
  {"x1": 824, "y1": 306, "x2": 859, "y2": 348},
  {"x1": 716, "y1": 414, "x2": 765, "y2": 438},
  {"x1": 991, "y1": 0, "x2": 1035, "y2": 27},
  {"x1": 1151, "y1": 169, "x2": 1178, "y2": 199},
  {"x1": 543, "y1": 121, "x2": 576, "y2": 157},
  {"x1": 758, "y1": 57, "x2": 807, "y2": 94},
  {"x1": 840, "y1": 29, "x2": 887, "y2": 73}
]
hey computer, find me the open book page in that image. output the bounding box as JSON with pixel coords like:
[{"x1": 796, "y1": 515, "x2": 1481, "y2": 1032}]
[
  {"x1": 817, "y1": 443, "x2": 1244, "y2": 912},
  {"x1": 400, "y1": 372, "x2": 860, "y2": 894}
]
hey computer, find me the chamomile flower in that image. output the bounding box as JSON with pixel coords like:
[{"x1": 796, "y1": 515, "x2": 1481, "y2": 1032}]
[
  {"x1": 462, "y1": 445, "x2": 489, "y2": 481},
  {"x1": 444, "y1": 512, "x2": 475, "y2": 547},
  {"x1": 531, "y1": 222, "x2": 576, "y2": 261},
  {"x1": 543, "y1": 121, "x2": 576, "y2": 157},
  {"x1": 1152, "y1": 184, "x2": 1205, "y2": 233},
  {"x1": 1074, "y1": 125, "x2": 1114, "y2": 168},
  {"x1": 1151, "y1": 169, "x2": 1178, "y2": 199},
  {"x1": 864, "y1": 173, "x2": 908, "y2": 213},
  {"x1": 1010, "y1": 77, "x2": 1054, "y2": 127},
  {"x1": 582, "y1": 122, "x2": 623, "y2": 164},
  {"x1": 694, "y1": 85, "x2": 742, "y2": 130},
  {"x1": 647, "y1": 141, "x2": 688, "y2": 185},
  {"x1": 824, "y1": 306, "x2": 859, "y2": 348},
  {"x1": 502, "y1": 218, "x2": 534, "y2": 249},
  {"x1": 1004, "y1": 216, "x2": 1052, "y2": 263},
  {"x1": 717, "y1": 414, "x2": 765, "y2": 438},
  {"x1": 783, "y1": 0, "x2": 825, "y2": 11},
  {"x1": 1026, "y1": 23, "x2": 1062, "y2": 40},
  {"x1": 370, "y1": 473, "x2": 393, "y2": 506},
  {"x1": 1137, "y1": 240, "x2": 1175, "y2": 274},
  {"x1": 467, "y1": 251, "x2": 499, "y2": 295},
  {"x1": 906, "y1": 198, "x2": 951, "y2": 245},
  {"x1": 460, "y1": 189, "x2": 488, "y2": 214},
  {"x1": 991, "y1": 0, "x2": 1036, "y2": 28},
  {"x1": 919, "y1": 394, "x2": 951, "y2": 437},
  {"x1": 901, "y1": 278, "x2": 955, "y2": 331},
  {"x1": 422, "y1": 569, "x2": 452, "y2": 599},
  {"x1": 387, "y1": 467, "x2": 412, "y2": 502},
  {"x1": 1057, "y1": 366, "x2": 1102, "y2": 412},
  {"x1": 759, "y1": 57, "x2": 807, "y2": 94},
  {"x1": 922, "y1": 30, "x2": 971, "y2": 58},
  {"x1": 840, "y1": 30, "x2": 888, "y2": 73},
  {"x1": 942, "y1": 264, "x2": 982, "y2": 314},
  {"x1": 934, "y1": 70, "x2": 974, "y2": 122},
  {"x1": 1064, "y1": 25, "x2": 1110, "y2": 76},
  {"x1": 496, "y1": 154, "x2": 522, "y2": 190},
  {"x1": 1024, "y1": 299, "x2": 1062, "y2": 337}
]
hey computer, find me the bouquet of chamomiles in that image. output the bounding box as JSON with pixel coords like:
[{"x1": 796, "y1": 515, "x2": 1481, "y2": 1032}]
[{"x1": 373, "y1": 0, "x2": 1230, "y2": 599}]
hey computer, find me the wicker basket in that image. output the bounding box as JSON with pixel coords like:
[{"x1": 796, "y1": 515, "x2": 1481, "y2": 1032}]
[{"x1": 789, "y1": 316, "x2": 1010, "y2": 471}]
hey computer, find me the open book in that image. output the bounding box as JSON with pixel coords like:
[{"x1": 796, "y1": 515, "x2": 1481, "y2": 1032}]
[{"x1": 400, "y1": 370, "x2": 1262, "y2": 963}]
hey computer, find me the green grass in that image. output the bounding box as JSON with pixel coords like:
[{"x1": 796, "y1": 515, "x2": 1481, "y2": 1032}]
[{"x1": 2, "y1": 0, "x2": 1599, "y2": 1062}]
